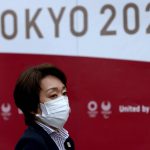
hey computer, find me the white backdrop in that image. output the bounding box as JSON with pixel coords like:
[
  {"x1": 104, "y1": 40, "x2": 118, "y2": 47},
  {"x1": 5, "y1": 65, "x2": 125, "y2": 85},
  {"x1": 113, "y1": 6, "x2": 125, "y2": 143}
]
[{"x1": 0, "y1": 0, "x2": 150, "y2": 62}]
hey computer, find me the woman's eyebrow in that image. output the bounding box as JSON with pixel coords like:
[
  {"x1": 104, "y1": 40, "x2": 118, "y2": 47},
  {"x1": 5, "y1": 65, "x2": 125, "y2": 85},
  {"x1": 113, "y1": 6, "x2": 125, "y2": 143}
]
[
  {"x1": 45, "y1": 87, "x2": 58, "y2": 92},
  {"x1": 46, "y1": 86, "x2": 66, "y2": 92}
]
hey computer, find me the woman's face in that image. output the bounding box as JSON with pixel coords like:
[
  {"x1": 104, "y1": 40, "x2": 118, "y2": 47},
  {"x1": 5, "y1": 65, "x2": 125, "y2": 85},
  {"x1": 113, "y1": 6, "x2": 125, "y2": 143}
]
[{"x1": 39, "y1": 75, "x2": 67, "y2": 103}]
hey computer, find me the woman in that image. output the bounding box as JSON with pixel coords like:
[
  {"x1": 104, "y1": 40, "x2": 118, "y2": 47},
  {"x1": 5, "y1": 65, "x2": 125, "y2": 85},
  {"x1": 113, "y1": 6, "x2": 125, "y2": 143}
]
[{"x1": 13, "y1": 63, "x2": 74, "y2": 150}]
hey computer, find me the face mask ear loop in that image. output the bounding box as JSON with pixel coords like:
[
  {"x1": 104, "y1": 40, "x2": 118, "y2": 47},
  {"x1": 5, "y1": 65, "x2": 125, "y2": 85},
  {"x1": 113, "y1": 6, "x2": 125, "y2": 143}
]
[{"x1": 37, "y1": 103, "x2": 42, "y2": 115}]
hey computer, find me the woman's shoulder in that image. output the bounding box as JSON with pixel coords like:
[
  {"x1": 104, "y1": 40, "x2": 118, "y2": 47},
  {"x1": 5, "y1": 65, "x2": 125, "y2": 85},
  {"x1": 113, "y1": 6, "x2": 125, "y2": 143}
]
[
  {"x1": 15, "y1": 124, "x2": 58, "y2": 150},
  {"x1": 15, "y1": 126, "x2": 47, "y2": 150}
]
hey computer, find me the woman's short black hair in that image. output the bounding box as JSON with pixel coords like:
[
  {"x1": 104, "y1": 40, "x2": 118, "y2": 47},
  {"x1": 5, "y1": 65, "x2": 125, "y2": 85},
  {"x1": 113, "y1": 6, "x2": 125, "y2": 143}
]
[{"x1": 13, "y1": 63, "x2": 67, "y2": 125}]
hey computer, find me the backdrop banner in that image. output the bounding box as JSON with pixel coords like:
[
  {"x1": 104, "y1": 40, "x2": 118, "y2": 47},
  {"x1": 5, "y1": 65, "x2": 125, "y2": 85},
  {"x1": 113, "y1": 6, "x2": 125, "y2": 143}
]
[{"x1": 0, "y1": 54, "x2": 150, "y2": 150}]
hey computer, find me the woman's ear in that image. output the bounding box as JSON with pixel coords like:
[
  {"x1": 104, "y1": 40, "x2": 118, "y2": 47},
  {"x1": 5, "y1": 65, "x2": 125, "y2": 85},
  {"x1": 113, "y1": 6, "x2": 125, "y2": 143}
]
[{"x1": 31, "y1": 105, "x2": 41, "y2": 115}]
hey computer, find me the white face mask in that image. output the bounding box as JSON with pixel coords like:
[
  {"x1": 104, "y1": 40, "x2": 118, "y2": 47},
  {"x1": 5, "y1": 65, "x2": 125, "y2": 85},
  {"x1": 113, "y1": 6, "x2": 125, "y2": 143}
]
[{"x1": 36, "y1": 96, "x2": 70, "y2": 129}]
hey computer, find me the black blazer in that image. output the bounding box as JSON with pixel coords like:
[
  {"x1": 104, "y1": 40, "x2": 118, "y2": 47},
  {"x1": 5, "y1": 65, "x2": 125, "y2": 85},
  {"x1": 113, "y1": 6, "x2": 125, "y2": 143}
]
[{"x1": 15, "y1": 123, "x2": 74, "y2": 150}]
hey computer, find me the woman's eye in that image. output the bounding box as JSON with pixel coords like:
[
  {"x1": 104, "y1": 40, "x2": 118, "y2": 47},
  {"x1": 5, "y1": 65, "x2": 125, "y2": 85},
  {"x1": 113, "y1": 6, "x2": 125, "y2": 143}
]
[
  {"x1": 63, "y1": 91, "x2": 67, "y2": 96},
  {"x1": 49, "y1": 94, "x2": 57, "y2": 99}
]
